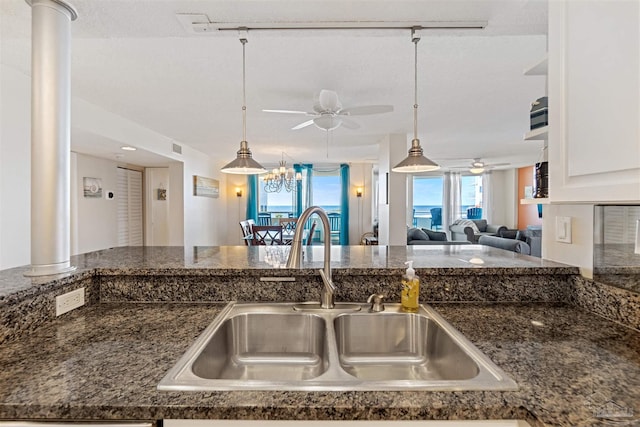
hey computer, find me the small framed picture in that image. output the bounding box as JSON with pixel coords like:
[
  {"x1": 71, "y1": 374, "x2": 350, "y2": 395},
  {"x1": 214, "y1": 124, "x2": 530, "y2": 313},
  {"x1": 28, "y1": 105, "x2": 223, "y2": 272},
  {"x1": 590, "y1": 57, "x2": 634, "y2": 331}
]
[{"x1": 83, "y1": 177, "x2": 103, "y2": 198}]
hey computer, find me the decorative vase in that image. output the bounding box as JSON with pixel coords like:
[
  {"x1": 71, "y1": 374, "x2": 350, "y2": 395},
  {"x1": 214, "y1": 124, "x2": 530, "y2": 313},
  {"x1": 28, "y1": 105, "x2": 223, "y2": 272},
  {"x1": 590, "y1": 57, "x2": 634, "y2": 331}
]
[{"x1": 533, "y1": 161, "x2": 548, "y2": 198}]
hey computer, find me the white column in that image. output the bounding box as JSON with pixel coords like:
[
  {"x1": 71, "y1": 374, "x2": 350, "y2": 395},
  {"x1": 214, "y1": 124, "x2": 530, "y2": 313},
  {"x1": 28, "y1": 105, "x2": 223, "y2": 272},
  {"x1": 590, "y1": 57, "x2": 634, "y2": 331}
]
[
  {"x1": 378, "y1": 134, "x2": 409, "y2": 246},
  {"x1": 25, "y1": 0, "x2": 77, "y2": 276}
]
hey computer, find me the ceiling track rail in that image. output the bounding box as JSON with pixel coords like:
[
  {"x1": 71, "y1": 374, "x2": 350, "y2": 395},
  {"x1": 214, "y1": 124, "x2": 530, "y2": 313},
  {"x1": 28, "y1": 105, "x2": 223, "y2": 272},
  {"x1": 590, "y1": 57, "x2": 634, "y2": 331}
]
[{"x1": 176, "y1": 15, "x2": 487, "y2": 35}]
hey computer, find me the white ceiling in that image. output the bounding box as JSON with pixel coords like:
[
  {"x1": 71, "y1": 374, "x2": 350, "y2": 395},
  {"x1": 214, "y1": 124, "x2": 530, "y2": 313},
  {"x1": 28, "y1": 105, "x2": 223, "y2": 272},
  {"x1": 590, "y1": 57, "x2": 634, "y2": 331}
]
[{"x1": 0, "y1": 0, "x2": 548, "y2": 170}]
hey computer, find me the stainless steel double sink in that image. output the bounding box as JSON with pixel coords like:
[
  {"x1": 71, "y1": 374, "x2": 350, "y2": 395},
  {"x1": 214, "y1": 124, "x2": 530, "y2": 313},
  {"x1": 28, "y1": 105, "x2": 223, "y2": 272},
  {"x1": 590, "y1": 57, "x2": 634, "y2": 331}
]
[{"x1": 158, "y1": 302, "x2": 517, "y2": 391}]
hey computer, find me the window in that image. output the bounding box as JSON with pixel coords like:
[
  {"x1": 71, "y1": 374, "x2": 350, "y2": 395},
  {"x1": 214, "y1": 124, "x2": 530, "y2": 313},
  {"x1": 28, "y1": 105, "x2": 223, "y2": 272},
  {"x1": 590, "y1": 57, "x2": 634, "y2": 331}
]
[
  {"x1": 258, "y1": 186, "x2": 295, "y2": 215},
  {"x1": 461, "y1": 175, "x2": 483, "y2": 217},
  {"x1": 311, "y1": 172, "x2": 341, "y2": 213},
  {"x1": 412, "y1": 176, "x2": 443, "y2": 229}
]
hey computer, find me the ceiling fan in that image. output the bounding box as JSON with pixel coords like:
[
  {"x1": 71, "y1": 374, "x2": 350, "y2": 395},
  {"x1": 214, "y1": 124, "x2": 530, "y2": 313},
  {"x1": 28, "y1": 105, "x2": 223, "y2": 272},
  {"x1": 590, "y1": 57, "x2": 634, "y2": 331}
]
[
  {"x1": 448, "y1": 158, "x2": 511, "y2": 174},
  {"x1": 263, "y1": 89, "x2": 394, "y2": 131}
]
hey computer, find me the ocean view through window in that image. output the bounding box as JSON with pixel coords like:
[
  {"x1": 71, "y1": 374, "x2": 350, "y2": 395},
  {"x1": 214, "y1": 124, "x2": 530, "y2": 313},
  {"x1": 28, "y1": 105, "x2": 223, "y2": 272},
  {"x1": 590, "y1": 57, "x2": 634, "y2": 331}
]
[{"x1": 413, "y1": 175, "x2": 484, "y2": 228}]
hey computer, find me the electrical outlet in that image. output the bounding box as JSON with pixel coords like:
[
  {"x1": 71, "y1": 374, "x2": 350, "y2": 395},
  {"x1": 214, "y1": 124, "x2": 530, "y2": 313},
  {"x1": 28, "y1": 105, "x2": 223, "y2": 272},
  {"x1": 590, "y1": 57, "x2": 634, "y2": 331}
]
[{"x1": 56, "y1": 287, "x2": 85, "y2": 316}]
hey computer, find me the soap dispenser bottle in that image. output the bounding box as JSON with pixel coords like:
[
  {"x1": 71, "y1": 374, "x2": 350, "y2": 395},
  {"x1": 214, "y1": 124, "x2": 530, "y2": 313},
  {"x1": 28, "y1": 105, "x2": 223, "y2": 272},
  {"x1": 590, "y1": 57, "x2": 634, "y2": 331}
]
[{"x1": 401, "y1": 261, "x2": 420, "y2": 313}]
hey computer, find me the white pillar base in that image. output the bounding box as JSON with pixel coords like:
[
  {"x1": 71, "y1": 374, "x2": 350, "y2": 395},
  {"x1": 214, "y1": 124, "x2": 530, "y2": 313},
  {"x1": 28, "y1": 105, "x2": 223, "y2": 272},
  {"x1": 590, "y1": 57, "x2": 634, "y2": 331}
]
[{"x1": 24, "y1": 261, "x2": 77, "y2": 277}]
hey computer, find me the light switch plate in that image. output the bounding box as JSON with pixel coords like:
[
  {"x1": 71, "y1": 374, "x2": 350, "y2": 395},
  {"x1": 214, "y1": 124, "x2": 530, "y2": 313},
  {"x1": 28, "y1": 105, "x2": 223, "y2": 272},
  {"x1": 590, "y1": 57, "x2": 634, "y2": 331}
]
[{"x1": 556, "y1": 216, "x2": 572, "y2": 243}]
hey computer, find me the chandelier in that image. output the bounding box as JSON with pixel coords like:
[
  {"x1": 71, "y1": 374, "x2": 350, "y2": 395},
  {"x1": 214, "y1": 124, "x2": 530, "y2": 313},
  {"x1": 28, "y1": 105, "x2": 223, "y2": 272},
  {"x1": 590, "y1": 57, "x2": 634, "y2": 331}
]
[{"x1": 262, "y1": 153, "x2": 302, "y2": 193}]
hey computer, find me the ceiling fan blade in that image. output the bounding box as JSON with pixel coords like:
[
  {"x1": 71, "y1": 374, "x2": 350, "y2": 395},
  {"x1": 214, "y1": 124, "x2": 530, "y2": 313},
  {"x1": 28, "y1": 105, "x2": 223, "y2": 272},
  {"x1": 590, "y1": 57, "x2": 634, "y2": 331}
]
[
  {"x1": 263, "y1": 109, "x2": 315, "y2": 116},
  {"x1": 340, "y1": 117, "x2": 360, "y2": 130},
  {"x1": 291, "y1": 119, "x2": 315, "y2": 130},
  {"x1": 339, "y1": 105, "x2": 394, "y2": 116},
  {"x1": 488, "y1": 162, "x2": 511, "y2": 167},
  {"x1": 318, "y1": 90, "x2": 340, "y2": 111}
]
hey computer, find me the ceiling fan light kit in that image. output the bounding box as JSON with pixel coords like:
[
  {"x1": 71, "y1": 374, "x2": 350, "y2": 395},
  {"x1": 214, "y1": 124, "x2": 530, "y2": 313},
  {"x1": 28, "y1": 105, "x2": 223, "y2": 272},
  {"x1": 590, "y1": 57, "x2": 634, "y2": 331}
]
[
  {"x1": 264, "y1": 89, "x2": 393, "y2": 132},
  {"x1": 392, "y1": 29, "x2": 439, "y2": 173},
  {"x1": 221, "y1": 33, "x2": 266, "y2": 175}
]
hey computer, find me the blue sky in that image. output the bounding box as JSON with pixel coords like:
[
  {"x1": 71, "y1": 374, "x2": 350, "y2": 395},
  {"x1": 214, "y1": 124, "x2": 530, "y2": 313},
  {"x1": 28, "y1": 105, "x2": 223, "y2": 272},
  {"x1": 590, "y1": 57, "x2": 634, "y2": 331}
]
[
  {"x1": 413, "y1": 176, "x2": 481, "y2": 206},
  {"x1": 413, "y1": 177, "x2": 443, "y2": 205},
  {"x1": 260, "y1": 175, "x2": 341, "y2": 208}
]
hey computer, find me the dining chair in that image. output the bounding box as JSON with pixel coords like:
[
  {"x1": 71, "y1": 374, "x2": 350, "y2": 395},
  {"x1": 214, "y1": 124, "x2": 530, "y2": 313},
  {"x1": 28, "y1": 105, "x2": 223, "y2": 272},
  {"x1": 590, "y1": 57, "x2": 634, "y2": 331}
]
[
  {"x1": 279, "y1": 218, "x2": 297, "y2": 233},
  {"x1": 430, "y1": 208, "x2": 442, "y2": 230},
  {"x1": 306, "y1": 220, "x2": 317, "y2": 246},
  {"x1": 467, "y1": 207, "x2": 483, "y2": 219},
  {"x1": 257, "y1": 212, "x2": 271, "y2": 226},
  {"x1": 328, "y1": 212, "x2": 340, "y2": 244},
  {"x1": 250, "y1": 225, "x2": 284, "y2": 245},
  {"x1": 239, "y1": 220, "x2": 253, "y2": 246}
]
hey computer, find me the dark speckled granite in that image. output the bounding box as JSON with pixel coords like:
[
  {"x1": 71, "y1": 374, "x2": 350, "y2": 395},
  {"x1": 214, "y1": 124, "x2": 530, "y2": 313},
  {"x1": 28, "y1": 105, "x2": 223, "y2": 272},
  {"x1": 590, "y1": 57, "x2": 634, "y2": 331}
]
[
  {"x1": 1, "y1": 246, "x2": 577, "y2": 301},
  {"x1": 571, "y1": 275, "x2": 640, "y2": 331},
  {"x1": 1, "y1": 245, "x2": 639, "y2": 426},
  {"x1": 0, "y1": 302, "x2": 638, "y2": 426},
  {"x1": 0, "y1": 245, "x2": 580, "y2": 345}
]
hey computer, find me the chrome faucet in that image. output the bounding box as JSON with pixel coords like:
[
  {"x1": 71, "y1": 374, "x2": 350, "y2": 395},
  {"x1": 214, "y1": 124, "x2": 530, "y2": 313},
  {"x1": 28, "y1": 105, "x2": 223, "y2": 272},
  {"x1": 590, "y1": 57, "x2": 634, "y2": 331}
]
[{"x1": 286, "y1": 206, "x2": 335, "y2": 309}]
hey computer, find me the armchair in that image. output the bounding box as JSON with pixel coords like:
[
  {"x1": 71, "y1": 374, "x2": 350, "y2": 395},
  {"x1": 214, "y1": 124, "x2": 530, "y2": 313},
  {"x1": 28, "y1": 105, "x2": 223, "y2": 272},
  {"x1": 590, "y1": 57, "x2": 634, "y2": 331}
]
[{"x1": 449, "y1": 219, "x2": 507, "y2": 243}]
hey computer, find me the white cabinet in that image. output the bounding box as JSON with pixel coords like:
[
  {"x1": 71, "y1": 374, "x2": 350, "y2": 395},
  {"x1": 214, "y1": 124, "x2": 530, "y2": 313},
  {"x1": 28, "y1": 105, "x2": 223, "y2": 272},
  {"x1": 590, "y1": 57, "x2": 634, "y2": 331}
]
[{"x1": 547, "y1": 0, "x2": 640, "y2": 202}]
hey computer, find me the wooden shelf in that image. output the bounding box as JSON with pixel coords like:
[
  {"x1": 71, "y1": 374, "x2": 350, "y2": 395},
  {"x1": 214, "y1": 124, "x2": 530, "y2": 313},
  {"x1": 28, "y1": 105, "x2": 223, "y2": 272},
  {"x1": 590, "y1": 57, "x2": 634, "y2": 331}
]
[
  {"x1": 524, "y1": 55, "x2": 548, "y2": 76},
  {"x1": 524, "y1": 125, "x2": 548, "y2": 141},
  {"x1": 520, "y1": 198, "x2": 550, "y2": 205}
]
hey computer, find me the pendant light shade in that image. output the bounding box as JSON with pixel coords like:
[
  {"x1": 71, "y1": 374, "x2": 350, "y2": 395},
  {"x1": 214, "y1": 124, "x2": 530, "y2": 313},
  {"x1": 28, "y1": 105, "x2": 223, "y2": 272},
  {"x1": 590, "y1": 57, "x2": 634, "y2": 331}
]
[
  {"x1": 392, "y1": 139, "x2": 439, "y2": 172},
  {"x1": 221, "y1": 140, "x2": 265, "y2": 174},
  {"x1": 392, "y1": 30, "x2": 439, "y2": 173},
  {"x1": 221, "y1": 35, "x2": 266, "y2": 175}
]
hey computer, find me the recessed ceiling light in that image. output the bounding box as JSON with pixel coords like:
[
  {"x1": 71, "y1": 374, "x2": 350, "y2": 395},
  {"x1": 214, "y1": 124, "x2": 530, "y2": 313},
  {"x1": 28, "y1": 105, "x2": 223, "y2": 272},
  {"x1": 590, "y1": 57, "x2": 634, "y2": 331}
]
[{"x1": 121, "y1": 146, "x2": 137, "y2": 151}]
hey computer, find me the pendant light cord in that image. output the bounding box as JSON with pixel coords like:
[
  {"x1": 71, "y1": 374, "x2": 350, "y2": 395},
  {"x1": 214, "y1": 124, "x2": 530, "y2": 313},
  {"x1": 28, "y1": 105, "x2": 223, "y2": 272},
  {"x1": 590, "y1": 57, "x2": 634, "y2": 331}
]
[
  {"x1": 413, "y1": 37, "x2": 419, "y2": 141},
  {"x1": 241, "y1": 38, "x2": 247, "y2": 142}
]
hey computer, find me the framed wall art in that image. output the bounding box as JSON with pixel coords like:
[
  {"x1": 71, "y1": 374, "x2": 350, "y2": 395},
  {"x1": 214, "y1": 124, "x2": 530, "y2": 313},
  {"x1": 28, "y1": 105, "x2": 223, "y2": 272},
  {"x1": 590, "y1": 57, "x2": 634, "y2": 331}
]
[
  {"x1": 83, "y1": 177, "x2": 103, "y2": 198},
  {"x1": 193, "y1": 175, "x2": 219, "y2": 198}
]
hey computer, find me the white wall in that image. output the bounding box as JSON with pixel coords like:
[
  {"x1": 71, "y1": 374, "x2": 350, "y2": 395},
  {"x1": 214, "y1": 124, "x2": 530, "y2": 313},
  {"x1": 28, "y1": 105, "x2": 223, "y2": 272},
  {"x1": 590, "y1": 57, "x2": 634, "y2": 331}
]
[
  {"x1": 183, "y1": 149, "x2": 226, "y2": 247},
  {"x1": 145, "y1": 167, "x2": 170, "y2": 246},
  {"x1": 0, "y1": 62, "x2": 223, "y2": 269},
  {"x1": 225, "y1": 175, "x2": 249, "y2": 245},
  {"x1": 489, "y1": 169, "x2": 518, "y2": 229},
  {"x1": 168, "y1": 162, "x2": 185, "y2": 246},
  {"x1": 0, "y1": 65, "x2": 31, "y2": 269},
  {"x1": 71, "y1": 153, "x2": 120, "y2": 254},
  {"x1": 73, "y1": 97, "x2": 224, "y2": 248},
  {"x1": 543, "y1": 204, "x2": 594, "y2": 277}
]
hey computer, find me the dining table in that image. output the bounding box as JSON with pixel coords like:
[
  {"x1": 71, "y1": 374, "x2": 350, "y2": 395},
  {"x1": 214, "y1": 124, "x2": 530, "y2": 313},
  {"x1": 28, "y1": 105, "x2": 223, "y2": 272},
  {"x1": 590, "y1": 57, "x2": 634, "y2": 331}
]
[{"x1": 244, "y1": 225, "x2": 307, "y2": 245}]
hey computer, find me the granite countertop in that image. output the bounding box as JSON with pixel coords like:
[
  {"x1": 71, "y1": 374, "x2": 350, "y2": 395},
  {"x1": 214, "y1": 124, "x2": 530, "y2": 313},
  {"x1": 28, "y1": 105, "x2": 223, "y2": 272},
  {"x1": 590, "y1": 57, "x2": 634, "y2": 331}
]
[
  {"x1": 0, "y1": 246, "x2": 577, "y2": 302},
  {"x1": 1, "y1": 301, "x2": 638, "y2": 426}
]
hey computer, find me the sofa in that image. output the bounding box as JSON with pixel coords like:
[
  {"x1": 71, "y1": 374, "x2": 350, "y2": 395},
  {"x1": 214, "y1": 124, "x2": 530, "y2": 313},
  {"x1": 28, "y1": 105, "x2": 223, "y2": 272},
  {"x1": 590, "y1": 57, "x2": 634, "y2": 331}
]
[
  {"x1": 499, "y1": 226, "x2": 541, "y2": 257},
  {"x1": 478, "y1": 235, "x2": 531, "y2": 255},
  {"x1": 449, "y1": 219, "x2": 507, "y2": 243},
  {"x1": 407, "y1": 227, "x2": 471, "y2": 245}
]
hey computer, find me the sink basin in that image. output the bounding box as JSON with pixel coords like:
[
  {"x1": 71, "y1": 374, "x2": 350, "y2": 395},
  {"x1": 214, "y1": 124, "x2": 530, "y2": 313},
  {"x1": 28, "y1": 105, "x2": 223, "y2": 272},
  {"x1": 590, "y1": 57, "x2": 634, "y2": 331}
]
[
  {"x1": 158, "y1": 302, "x2": 517, "y2": 391},
  {"x1": 191, "y1": 312, "x2": 328, "y2": 381},
  {"x1": 334, "y1": 313, "x2": 478, "y2": 381}
]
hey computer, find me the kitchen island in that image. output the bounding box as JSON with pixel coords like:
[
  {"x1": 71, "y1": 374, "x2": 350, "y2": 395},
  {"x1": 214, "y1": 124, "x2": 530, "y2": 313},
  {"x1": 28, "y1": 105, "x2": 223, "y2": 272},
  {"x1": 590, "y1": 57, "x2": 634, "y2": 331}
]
[{"x1": 0, "y1": 246, "x2": 638, "y2": 426}]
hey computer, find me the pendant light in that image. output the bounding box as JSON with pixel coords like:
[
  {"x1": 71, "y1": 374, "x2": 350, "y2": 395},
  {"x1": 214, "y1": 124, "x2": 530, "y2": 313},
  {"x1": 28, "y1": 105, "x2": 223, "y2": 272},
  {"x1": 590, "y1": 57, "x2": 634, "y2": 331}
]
[
  {"x1": 392, "y1": 30, "x2": 439, "y2": 173},
  {"x1": 221, "y1": 33, "x2": 266, "y2": 175}
]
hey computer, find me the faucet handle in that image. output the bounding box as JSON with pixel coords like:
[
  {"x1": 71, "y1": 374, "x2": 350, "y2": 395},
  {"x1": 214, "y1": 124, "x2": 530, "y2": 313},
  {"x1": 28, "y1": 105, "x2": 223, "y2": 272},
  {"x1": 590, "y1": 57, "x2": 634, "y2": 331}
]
[{"x1": 367, "y1": 293, "x2": 385, "y2": 312}]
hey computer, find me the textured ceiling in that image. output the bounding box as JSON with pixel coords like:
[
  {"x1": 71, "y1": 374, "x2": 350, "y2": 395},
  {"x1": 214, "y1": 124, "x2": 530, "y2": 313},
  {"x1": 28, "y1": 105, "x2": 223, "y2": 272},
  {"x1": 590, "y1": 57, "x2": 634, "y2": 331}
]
[{"x1": 1, "y1": 0, "x2": 548, "y2": 169}]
